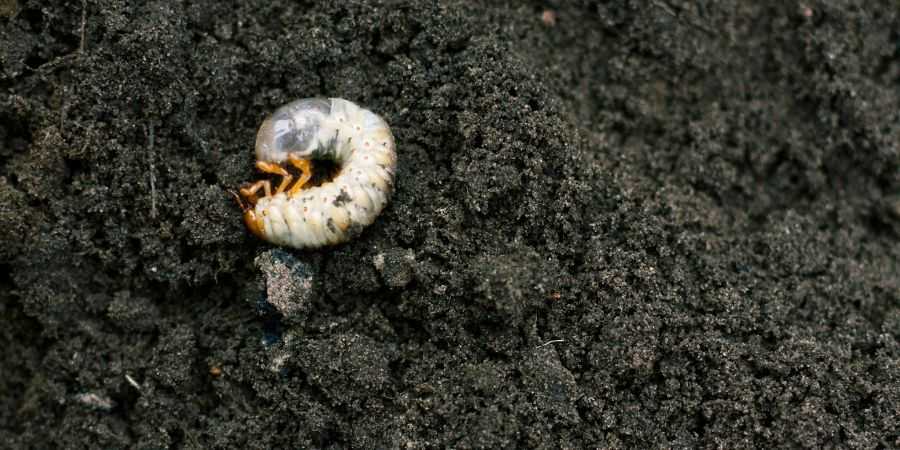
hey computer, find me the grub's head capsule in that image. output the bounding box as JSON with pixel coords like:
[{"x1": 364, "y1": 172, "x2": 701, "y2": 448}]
[{"x1": 255, "y1": 98, "x2": 332, "y2": 163}]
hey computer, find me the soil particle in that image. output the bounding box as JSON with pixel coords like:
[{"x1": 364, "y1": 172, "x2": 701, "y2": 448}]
[{"x1": 372, "y1": 247, "x2": 416, "y2": 289}]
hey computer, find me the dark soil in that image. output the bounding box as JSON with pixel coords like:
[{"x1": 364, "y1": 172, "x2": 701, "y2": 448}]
[{"x1": 2, "y1": 1, "x2": 898, "y2": 448}]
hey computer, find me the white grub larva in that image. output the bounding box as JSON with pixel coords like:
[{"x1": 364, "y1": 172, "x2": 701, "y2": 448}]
[{"x1": 234, "y1": 98, "x2": 397, "y2": 249}]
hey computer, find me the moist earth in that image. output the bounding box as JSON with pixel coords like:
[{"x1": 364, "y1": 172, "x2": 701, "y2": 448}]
[{"x1": 1, "y1": 1, "x2": 898, "y2": 448}]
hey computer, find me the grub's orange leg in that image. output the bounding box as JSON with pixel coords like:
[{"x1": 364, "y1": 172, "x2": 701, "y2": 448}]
[
  {"x1": 287, "y1": 155, "x2": 314, "y2": 195},
  {"x1": 256, "y1": 161, "x2": 293, "y2": 194},
  {"x1": 228, "y1": 189, "x2": 247, "y2": 210},
  {"x1": 239, "y1": 179, "x2": 272, "y2": 205}
]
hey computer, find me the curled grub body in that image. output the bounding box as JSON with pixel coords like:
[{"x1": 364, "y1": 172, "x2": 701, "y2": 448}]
[{"x1": 236, "y1": 98, "x2": 397, "y2": 249}]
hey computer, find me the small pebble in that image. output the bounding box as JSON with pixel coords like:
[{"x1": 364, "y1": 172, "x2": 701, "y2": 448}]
[{"x1": 255, "y1": 249, "x2": 318, "y2": 319}]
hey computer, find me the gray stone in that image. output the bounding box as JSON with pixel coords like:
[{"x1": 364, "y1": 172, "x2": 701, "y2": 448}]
[{"x1": 255, "y1": 249, "x2": 318, "y2": 319}]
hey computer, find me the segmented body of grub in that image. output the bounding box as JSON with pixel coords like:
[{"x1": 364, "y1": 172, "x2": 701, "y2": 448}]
[{"x1": 235, "y1": 98, "x2": 396, "y2": 249}]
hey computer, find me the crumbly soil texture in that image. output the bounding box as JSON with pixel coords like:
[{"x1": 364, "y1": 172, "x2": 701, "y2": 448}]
[{"x1": 2, "y1": 1, "x2": 899, "y2": 448}]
